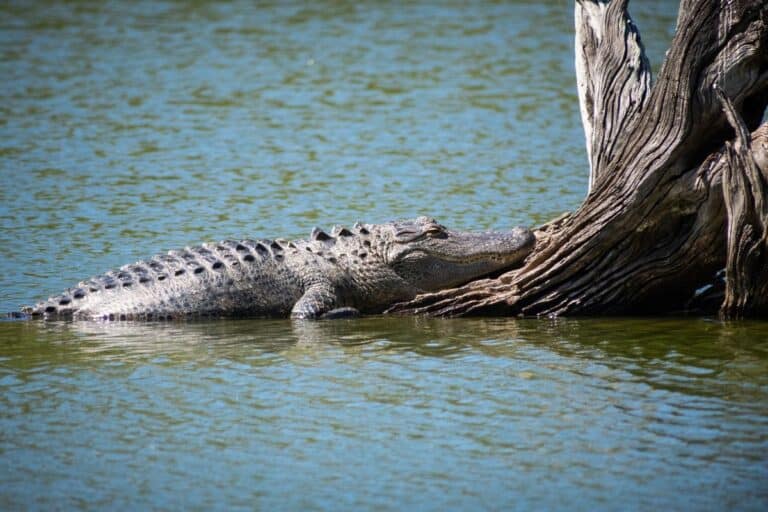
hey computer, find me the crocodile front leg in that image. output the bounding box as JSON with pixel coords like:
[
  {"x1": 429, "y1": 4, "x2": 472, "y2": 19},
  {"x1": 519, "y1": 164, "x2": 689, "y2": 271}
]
[{"x1": 290, "y1": 282, "x2": 360, "y2": 319}]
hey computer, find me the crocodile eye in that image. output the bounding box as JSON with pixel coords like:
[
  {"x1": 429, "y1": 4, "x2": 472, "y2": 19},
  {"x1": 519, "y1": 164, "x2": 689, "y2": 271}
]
[{"x1": 425, "y1": 226, "x2": 447, "y2": 238}]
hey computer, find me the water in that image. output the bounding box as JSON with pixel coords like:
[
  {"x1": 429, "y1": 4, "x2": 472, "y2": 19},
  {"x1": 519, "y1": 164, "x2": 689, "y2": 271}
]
[{"x1": 2, "y1": 1, "x2": 766, "y2": 510}]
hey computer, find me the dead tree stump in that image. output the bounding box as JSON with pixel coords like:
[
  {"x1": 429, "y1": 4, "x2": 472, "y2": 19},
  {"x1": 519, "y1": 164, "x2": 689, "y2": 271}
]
[{"x1": 390, "y1": 0, "x2": 768, "y2": 318}]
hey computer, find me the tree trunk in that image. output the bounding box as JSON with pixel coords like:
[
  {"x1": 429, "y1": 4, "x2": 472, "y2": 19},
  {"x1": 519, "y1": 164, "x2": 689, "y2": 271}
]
[
  {"x1": 389, "y1": 0, "x2": 768, "y2": 318},
  {"x1": 718, "y1": 89, "x2": 768, "y2": 318}
]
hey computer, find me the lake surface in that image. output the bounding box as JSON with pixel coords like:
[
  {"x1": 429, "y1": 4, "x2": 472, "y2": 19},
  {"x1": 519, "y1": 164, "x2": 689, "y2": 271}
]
[{"x1": 1, "y1": 1, "x2": 766, "y2": 510}]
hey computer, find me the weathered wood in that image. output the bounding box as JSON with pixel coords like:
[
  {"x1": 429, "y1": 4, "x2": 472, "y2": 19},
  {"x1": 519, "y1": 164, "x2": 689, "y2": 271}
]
[
  {"x1": 389, "y1": 0, "x2": 768, "y2": 318},
  {"x1": 718, "y1": 86, "x2": 768, "y2": 319},
  {"x1": 574, "y1": 0, "x2": 651, "y2": 192}
]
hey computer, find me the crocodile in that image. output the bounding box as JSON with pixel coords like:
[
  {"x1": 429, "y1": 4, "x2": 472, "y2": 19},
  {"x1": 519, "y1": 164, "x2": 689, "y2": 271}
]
[{"x1": 18, "y1": 217, "x2": 535, "y2": 320}]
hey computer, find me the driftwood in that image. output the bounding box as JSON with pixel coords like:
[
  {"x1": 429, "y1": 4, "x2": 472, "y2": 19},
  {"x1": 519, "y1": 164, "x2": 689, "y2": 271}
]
[{"x1": 390, "y1": 0, "x2": 768, "y2": 318}]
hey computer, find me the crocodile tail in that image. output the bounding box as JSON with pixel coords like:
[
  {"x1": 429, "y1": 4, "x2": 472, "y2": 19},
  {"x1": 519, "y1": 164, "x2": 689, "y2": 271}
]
[
  {"x1": 22, "y1": 294, "x2": 76, "y2": 318},
  {"x1": 4, "y1": 310, "x2": 32, "y2": 320},
  {"x1": 22, "y1": 237, "x2": 281, "y2": 320}
]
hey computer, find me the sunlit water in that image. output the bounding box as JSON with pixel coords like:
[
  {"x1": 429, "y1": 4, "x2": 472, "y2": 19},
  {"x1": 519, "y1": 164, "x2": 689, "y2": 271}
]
[{"x1": 1, "y1": 1, "x2": 766, "y2": 510}]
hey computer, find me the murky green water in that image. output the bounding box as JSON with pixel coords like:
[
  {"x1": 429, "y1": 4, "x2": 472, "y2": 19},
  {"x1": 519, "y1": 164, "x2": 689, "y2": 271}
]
[{"x1": 1, "y1": 1, "x2": 766, "y2": 510}]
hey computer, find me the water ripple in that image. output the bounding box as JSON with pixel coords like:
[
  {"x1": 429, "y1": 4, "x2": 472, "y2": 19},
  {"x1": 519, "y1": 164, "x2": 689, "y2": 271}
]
[{"x1": 1, "y1": 0, "x2": 763, "y2": 510}]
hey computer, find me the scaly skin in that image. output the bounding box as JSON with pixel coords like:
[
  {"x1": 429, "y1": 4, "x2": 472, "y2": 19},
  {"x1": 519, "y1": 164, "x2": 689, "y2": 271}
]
[{"x1": 20, "y1": 217, "x2": 535, "y2": 320}]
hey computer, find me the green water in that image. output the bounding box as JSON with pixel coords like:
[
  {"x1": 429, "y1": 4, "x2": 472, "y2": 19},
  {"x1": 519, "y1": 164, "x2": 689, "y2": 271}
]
[{"x1": 1, "y1": 1, "x2": 766, "y2": 510}]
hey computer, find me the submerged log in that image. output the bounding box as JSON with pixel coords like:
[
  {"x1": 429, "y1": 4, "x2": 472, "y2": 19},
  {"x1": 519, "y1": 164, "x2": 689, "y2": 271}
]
[{"x1": 390, "y1": 0, "x2": 768, "y2": 318}]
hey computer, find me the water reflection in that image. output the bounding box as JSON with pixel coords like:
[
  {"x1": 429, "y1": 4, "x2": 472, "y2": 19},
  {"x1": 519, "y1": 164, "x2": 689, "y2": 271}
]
[
  {"x1": 2, "y1": 316, "x2": 767, "y2": 509},
  {"x1": 4, "y1": 316, "x2": 767, "y2": 396}
]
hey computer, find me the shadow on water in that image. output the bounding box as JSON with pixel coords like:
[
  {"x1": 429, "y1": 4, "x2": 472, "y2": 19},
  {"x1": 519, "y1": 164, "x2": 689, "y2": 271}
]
[{"x1": 3, "y1": 315, "x2": 767, "y2": 398}]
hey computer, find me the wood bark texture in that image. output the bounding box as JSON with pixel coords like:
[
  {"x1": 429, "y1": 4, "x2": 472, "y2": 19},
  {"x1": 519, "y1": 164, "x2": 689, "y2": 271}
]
[
  {"x1": 390, "y1": 0, "x2": 768, "y2": 318},
  {"x1": 574, "y1": 0, "x2": 651, "y2": 192},
  {"x1": 718, "y1": 88, "x2": 768, "y2": 318}
]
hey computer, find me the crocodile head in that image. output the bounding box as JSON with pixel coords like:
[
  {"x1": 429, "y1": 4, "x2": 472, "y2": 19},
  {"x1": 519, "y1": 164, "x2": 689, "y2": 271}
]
[{"x1": 386, "y1": 216, "x2": 535, "y2": 291}]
